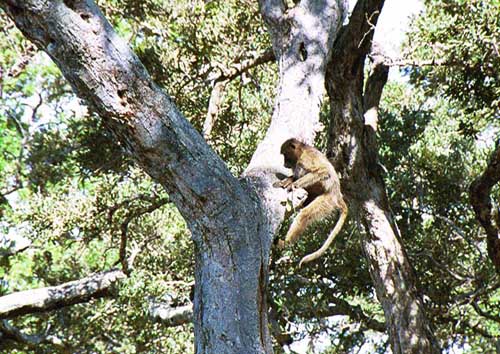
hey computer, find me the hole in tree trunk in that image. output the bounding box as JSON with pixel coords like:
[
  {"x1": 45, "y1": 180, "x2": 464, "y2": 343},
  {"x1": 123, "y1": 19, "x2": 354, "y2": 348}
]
[
  {"x1": 299, "y1": 42, "x2": 307, "y2": 61},
  {"x1": 80, "y1": 13, "x2": 91, "y2": 21}
]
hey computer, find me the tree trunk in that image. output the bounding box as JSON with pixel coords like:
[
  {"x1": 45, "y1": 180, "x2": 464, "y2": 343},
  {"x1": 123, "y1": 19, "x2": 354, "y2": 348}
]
[
  {"x1": 469, "y1": 144, "x2": 500, "y2": 273},
  {"x1": 325, "y1": 0, "x2": 441, "y2": 352},
  {"x1": 1, "y1": 1, "x2": 272, "y2": 352},
  {"x1": 248, "y1": 0, "x2": 346, "y2": 171}
]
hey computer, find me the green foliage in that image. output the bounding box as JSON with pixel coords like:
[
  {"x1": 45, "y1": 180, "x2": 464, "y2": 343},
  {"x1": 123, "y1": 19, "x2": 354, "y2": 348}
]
[
  {"x1": 406, "y1": 0, "x2": 500, "y2": 123},
  {"x1": 401, "y1": 3, "x2": 500, "y2": 349},
  {"x1": 378, "y1": 80, "x2": 500, "y2": 351}
]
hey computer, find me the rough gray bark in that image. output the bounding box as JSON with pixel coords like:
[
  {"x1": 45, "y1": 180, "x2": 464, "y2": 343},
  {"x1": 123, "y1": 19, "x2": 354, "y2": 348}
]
[
  {"x1": 326, "y1": 0, "x2": 441, "y2": 352},
  {"x1": 0, "y1": 269, "x2": 125, "y2": 319},
  {"x1": 1, "y1": 1, "x2": 271, "y2": 353}
]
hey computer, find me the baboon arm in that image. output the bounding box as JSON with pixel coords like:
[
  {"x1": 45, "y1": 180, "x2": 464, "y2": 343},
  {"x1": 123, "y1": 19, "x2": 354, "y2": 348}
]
[
  {"x1": 292, "y1": 169, "x2": 330, "y2": 190},
  {"x1": 298, "y1": 207, "x2": 348, "y2": 267}
]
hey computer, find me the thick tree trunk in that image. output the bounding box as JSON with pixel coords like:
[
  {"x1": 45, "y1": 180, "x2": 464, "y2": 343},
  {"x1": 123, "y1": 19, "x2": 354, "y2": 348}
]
[
  {"x1": 325, "y1": 0, "x2": 441, "y2": 352},
  {"x1": 1, "y1": 1, "x2": 272, "y2": 352}
]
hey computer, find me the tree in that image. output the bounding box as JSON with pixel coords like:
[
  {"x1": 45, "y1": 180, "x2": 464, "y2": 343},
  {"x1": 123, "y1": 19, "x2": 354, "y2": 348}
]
[
  {"x1": 0, "y1": 0, "x2": 442, "y2": 353},
  {"x1": 405, "y1": 0, "x2": 500, "y2": 273}
]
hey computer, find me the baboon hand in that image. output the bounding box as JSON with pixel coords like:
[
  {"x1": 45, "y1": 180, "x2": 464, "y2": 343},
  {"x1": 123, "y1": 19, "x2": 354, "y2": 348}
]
[{"x1": 273, "y1": 177, "x2": 293, "y2": 189}]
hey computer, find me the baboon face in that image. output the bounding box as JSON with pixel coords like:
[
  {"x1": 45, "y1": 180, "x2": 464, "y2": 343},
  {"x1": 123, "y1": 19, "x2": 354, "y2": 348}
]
[{"x1": 280, "y1": 138, "x2": 302, "y2": 169}]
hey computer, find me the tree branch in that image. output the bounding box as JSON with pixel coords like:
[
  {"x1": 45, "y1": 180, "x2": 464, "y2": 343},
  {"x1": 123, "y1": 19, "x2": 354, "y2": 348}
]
[
  {"x1": 203, "y1": 49, "x2": 275, "y2": 139},
  {"x1": 0, "y1": 320, "x2": 66, "y2": 349},
  {"x1": 116, "y1": 197, "x2": 168, "y2": 274},
  {"x1": 363, "y1": 44, "x2": 389, "y2": 132},
  {"x1": 1, "y1": 2, "x2": 272, "y2": 351},
  {"x1": 203, "y1": 80, "x2": 227, "y2": 140},
  {"x1": 0, "y1": 269, "x2": 126, "y2": 319},
  {"x1": 309, "y1": 300, "x2": 386, "y2": 333},
  {"x1": 471, "y1": 301, "x2": 500, "y2": 324},
  {"x1": 0, "y1": 0, "x2": 249, "y2": 226},
  {"x1": 331, "y1": 0, "x2": 386, "y2": 72},
  {"x1": 290, "y1": 276, "x2": 386, "y2": 333},
  {"x1": 381, "y1": 57, "x2": 459, "y2": 68},
  {"x1": 210, "y1": 48, "x2": 275, "y2": 84},
  {"x1": 0, "y1": 238, "x2": 31, "y2": 258},
  {"x1": 469, "y1": 144, "x2": 500, "y2": 272},
  {"x1": 149, "y1": 301, "x2": 193, "y2": 327},
  {"x1": 3, "y1": 42, "x2": 37, "y2": 78}
]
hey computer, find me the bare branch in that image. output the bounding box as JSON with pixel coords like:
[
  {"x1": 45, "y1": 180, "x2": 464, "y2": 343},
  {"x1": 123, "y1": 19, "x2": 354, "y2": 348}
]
[
  {"x1": 203, "y1": 49, "x2": 275, "y2": 139},
  {"x1": 380, "y1": 57, "x2": 459, "y2": 68},
  {"x1": 472, "y1": 301, "x2": 500, "y2": 324},
  {"x1": 415, "y1": 207, "x2": 485, "y2": 260},
  {"x1": 0, "y1": 269, "x2": 126, "y2": 319},
  {"x1": 0, "y1": 241, "x2": 31, "y2": 258},
  {"x1": 0, "y1": 320, "x2": 67, "y2": 349},
  {"x1": 210, "y1": 48, "x2": 275, "y2": 84},
  {"x1": 291, "y1": 276, "x2": 386, "y2": 333},
  {"x1": 149, "y1": 300, "x2": 193, "y2": 327},
  {"x1": 203, "y1": 81, "x2": 227, "y2": 140},
  {"x1": 5, "y1": 44, "x2": 37, "y2": 78},
  {"x1": 117, "y1": 197, "x2": 168, "y2": 274}
]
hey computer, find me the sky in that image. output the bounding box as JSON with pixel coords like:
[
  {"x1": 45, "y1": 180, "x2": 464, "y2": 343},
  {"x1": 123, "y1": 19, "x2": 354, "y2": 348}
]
[{"x1": 373, "y1": 0, "x2": 424, "y2": 58}]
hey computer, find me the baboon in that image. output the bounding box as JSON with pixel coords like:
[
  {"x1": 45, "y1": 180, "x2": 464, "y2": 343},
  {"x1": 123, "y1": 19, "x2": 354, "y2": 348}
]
[{"x1": 275, "y1": 138, "x2": 348, "y2": 266}]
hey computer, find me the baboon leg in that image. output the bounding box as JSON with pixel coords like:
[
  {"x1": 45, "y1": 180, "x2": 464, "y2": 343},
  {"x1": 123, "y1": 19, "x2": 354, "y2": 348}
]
[{"x1": 283, "y1": 194, "x2": 334, "y2": 246}]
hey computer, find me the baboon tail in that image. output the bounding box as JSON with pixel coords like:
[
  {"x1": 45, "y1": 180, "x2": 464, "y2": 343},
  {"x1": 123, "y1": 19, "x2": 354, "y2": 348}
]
[{"x1": 298, "y1": 207, "x2": 348, "y2": 267}]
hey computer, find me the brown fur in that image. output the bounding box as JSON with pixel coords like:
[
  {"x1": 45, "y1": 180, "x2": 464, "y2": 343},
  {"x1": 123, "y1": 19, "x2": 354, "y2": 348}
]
[{"x1": 275, "y1": 138, "x2": 348, "y2": 266}]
